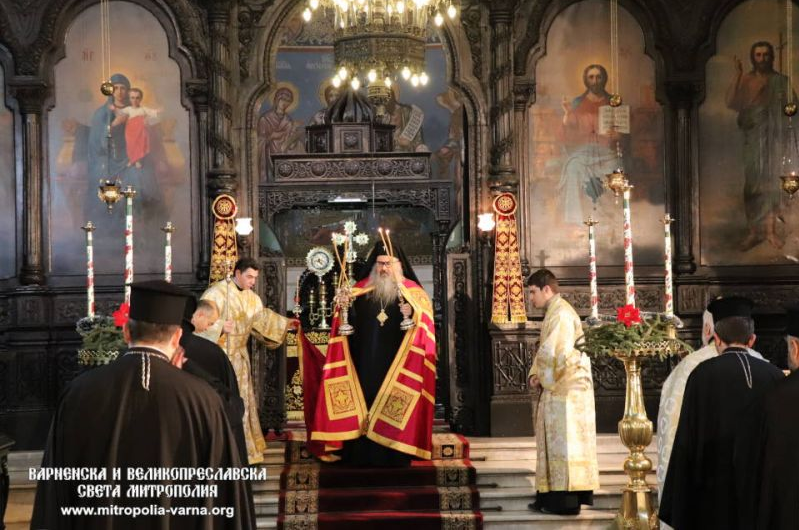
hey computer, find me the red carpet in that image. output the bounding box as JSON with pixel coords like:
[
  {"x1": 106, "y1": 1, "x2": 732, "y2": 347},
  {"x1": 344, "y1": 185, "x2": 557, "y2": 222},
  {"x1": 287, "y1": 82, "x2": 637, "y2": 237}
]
[{"x1": 278, "y1": 432, "x2": 483, "y2": 529}]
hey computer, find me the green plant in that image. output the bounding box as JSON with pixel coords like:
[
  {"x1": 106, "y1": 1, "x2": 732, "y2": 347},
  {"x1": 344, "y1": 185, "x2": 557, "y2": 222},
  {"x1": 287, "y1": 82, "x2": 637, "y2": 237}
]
[
  {"x1": 76, "y1": 316, "x2": 126, "y2": 353},
  {"x1": 576, "y1": 314, "x2": 693, "y2": 360}
]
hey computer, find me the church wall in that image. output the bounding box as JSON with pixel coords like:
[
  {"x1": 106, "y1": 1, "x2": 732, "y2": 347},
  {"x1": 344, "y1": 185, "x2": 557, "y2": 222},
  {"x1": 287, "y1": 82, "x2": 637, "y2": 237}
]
[
  {"x1": 0, "y1": 0, "x2": 797, "y2": 446},
  {"x1": 47, "y1": 2, "x2": 194, "y2": 279},
  {"x1": 698, "y1": 0, "x2": 799, "y2": 266}
]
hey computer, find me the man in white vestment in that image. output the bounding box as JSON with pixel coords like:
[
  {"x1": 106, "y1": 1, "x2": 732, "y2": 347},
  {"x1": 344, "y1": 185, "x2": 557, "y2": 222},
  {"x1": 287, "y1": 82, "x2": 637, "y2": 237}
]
[
  {"x1": 656, "y1": 296, "x2": 765, "y2": 529},
  {"x1": 527, "y1": 269, "x2": 599, "y2": 515},
  {"x1": 199, "y1": 257, "x2": 297, "y2": 464}
]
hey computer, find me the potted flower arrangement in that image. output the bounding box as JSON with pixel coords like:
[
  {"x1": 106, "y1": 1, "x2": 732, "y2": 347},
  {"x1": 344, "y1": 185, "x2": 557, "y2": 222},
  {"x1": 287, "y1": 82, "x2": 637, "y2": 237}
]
[
  {"x1": 577, "y1": 304, "x2": 692, "y2": 360},
  {"x1": 76, "y1": 303, "x2": 129, "y2": 366}
]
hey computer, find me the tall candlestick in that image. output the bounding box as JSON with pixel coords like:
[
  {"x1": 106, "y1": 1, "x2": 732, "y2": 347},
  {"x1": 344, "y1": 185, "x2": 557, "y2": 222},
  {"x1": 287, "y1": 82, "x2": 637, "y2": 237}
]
[
  {"x1": 584, "y1": 217, "x2": 599, "y2": 319},
  {"x1": 161, "y1": 222, "x2": 175, "y2": 283},
  {"x1": 622, "y1": 184, "x2": 635, "y2": 307},
  {"x1": 662, "y1": 214, "x2": 674, "y2": 318},
  {"x1": 82, "y1": 222, "x2": 96, "y2": 318},
  {"x1": 122, "y1": 186, "x2": 137, "y2": 304}
]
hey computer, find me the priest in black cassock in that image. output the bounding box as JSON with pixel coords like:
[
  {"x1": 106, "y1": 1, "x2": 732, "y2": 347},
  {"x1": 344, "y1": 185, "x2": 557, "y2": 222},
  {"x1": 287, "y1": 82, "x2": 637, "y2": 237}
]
[
  {"x1": 31, "y1": 280, "x2": 255, "y2": 529},
  {"x1": 659, "y1": 296, "x2": 784, "y2": 530},
  {"x1": 179, "y1": 295, "x2": 247, "y2": 466},
  {"x1": 747, "y1": 306, "x2": 799, "y2": 529}
]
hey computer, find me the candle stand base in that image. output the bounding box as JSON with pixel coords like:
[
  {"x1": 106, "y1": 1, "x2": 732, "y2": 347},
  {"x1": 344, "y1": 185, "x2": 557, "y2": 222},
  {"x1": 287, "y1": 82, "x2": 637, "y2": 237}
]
[{"x1": 616, "y1": 489, "x2": 659, "y2": 530}]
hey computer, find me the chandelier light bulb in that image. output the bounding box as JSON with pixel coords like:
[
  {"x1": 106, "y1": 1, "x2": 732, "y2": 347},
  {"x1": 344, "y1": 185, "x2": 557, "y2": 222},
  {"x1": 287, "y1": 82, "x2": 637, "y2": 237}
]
[
  {"x1": 339, "y1": 67, "x2": 349, "y2": 80},
  {"x1": 332, "y1": 75, "x2": 342, "y2": 88},
  {"x1": 420, "y1": 72, "x2": 428, "y2": 85},
  {"x1": 401, "y1": 66, "x2": 411, "y2": 80},
  {"x1": 367, "y1": 69, "x2": 377, "y2": 83},
  {"x1": 434, "y1": 12, "x2": 444, "y2": 26},
  {"x1": 411, "y1": 74, "x2": 419, "y2": 87},
  {"x1": 310, "y1": 0, "x2": 319, "y2": 9},
  {"x1": 447, "y1": 4, "x2": 457, "y2": 18},
  {"x1": 385, "y1": 77, "x2": 393, "y2": 87},
  {"x1": 351, "y1": 77, "x2": 361, "y2": 90},
  {"x1": 302, "y1": 8, "x2": 312, "y2": 21},
  {"x1": 397, "y1": 1, "x2": 405, "y2": 14},
  {"x1": 341, "y1": 1, "x2": 348, "y2": 11}
]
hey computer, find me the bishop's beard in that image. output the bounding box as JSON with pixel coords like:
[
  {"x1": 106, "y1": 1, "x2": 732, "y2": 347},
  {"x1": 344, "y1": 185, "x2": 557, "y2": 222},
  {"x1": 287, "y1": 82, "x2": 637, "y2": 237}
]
[{"x1": 368, "y1": 270, "x2": 399, "y2": 306}]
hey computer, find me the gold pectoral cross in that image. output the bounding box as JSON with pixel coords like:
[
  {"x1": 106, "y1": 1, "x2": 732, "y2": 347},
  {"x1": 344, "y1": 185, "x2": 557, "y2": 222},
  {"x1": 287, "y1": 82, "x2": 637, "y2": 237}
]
[{"x1": 376, "y1": 308, "x2": 388, "y2": 326}]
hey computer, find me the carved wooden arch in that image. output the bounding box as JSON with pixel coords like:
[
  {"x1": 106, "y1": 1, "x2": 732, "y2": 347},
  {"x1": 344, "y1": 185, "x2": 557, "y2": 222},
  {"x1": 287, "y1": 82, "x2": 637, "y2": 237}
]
[
  {"x1": 690, "y1": 0, "x2": 788, "y2": 104},
  {"x1": 0, "y1": 7, "x2": 22, "y2": 75},
  {"x1": 0, "y1": 44, "x2": 18, "y2": 112},
  {"x1": 21, "y1": 0, "x2": 208, "y2": 82},
  {"x1": 513, "y1": 0, "x2": 670, "y2": 104},
  {"x1": 239, "y1": 0, "x2": 488, "y2": 228}
]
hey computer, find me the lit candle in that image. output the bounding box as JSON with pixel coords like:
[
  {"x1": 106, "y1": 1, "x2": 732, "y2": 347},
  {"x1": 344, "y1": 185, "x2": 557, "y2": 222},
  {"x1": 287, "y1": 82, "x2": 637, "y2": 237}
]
[
  {"x1": 584, "y1": 217, "x2": 599, "y2": 319},
  {"x1": 662, "y1": 213, "x2": 674, "y2": 318},
  {"x1": 122, "y1": 186, "x2": 137, "y2": 304},
  {"x1": 161, "y1": 222, "x2": 175, "y2": 283},
  {"x1": 82, "y1": 222, "x2": 96, "y2": 318},
  {"x1": 622, "y1": 184, "x2": 635, "y2": 307}
]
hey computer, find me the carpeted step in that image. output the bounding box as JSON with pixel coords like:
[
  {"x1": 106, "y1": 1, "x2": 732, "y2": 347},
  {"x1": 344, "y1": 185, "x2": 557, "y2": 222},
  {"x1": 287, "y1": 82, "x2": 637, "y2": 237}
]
[
  {"x1": 281, "y1": 460, "x2": 477, "y2": 490},
  {"x1": 279, "y1": 509, "x2": 483, "y2": 530},
  {"x1": 280, "y1": 484, "x2": 480, "y2": 514}
]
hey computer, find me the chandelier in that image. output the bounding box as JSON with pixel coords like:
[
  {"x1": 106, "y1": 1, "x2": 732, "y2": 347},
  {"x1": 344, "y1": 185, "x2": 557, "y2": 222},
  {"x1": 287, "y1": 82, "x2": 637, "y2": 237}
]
[{"x1": 303, "y1": 0, "x2": 458, "y2": 110}]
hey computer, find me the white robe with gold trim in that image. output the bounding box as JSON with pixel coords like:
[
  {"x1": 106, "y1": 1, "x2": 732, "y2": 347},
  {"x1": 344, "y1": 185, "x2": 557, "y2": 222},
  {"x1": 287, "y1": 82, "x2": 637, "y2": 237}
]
[
  {"x1": 199, "y1": 280, "x2": 290, "y2": 464},
  {"x1": 529, "y1": 295, "x2": 599, "y2": 493}
]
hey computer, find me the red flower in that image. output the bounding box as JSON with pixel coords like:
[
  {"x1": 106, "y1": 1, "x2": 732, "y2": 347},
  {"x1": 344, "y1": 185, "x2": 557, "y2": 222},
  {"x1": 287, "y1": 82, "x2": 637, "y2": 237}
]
[
  {"x1": 113, "y1": 302, "x2": 130, "y2": 327},
  {"x1": 616, "y1": 304, "x2": 641, "y2": 328}
]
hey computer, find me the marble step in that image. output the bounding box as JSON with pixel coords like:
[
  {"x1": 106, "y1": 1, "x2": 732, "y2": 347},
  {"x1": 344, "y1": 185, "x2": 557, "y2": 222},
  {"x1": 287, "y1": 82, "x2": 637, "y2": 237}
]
[
  {"x1": 469, "y1": 435, "x2": 658, "y2": 464},
  {"x1": 483, "y1": 508, "x2": 617, "y2": 529},
  {"x1": 480, "y1": 487, "x2": 642, "y2": 512},
  {"x1": 255, "y1": 508, "x2": 618, "y2": 530}
]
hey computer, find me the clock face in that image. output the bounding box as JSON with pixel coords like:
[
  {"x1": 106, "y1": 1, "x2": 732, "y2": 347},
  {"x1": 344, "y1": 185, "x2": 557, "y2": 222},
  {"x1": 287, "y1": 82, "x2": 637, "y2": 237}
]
[{"x1": 306, "y1": 247, "x2": 334, "y2": 276}]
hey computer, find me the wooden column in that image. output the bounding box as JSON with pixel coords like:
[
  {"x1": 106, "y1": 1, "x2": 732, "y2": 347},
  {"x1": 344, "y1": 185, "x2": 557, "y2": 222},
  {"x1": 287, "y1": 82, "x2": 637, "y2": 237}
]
[
  {"x1": 207, "y1": 1, "x2": 237, "y2": 200},
  {"x1": 186, "y1": 79, "x2": 212, "y2": 281},
  {"x1": 666, "y1": 81, "x2": 700, "y2": 274},
  {"x1": 10, "y1": 79, "x2": 48, "y2": 285}
]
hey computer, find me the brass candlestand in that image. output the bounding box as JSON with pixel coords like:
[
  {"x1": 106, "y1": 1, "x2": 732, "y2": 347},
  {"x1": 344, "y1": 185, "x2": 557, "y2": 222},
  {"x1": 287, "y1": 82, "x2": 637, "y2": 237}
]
[{"x1": 613, "y1": 336, "x2": 686, "y2": 530}]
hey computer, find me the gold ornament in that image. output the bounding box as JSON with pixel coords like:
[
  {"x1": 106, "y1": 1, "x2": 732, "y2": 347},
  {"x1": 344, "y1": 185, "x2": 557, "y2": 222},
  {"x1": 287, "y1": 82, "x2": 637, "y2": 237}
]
[
  {"x1": 97, "y1": 179, "x2": 122, "y2": 212},
  {"x1": 610, "y1": 94, "x2": 623, "y2": 107},
  {"x1": 605, "y1": 168, "x2": 629, "y2": 197},
  {"x1": 785, "y1": 102, "x2": 798, "y2": 117},
  {"x1": 100, "y1": 81, "x2": 114, "y2": 96},
  {"x1": 781, "y1": 174, "x2": 799, "y2": 198}
]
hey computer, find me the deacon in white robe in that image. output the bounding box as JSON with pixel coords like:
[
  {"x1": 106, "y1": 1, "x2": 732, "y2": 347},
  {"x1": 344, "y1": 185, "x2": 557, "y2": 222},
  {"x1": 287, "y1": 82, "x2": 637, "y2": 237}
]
[
  {"x1": 527, "y1": 269, "x2": 599, "y2": 516},
  {"x1": 199, "y1": 257, "x2": 294, "y2": 464},
  {"x1": 656, "y1": 299, "x2": 765, "y2": 529}
]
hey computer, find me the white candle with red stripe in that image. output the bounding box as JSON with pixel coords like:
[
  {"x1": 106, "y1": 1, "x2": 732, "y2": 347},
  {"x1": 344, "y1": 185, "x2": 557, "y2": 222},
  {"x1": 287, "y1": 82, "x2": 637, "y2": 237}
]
[
  {"x1": 82, "y1": 222, "x2": 96, "y2": 318},
  {"x1": 122, "y1": 186, "x2": 137, "y2": 304},
  {"x1": 622, "y1": 185, "x2": 636, "y2": 307},
  {"x1": 161, "y1": 222, "x2": 175, "y2": 283},
  {"x1": 662, "y1": 213, "x2": 674, "y2": 318},
  {"x1": 584, "y1": 217, "x2": 599, "y2": 319}
]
